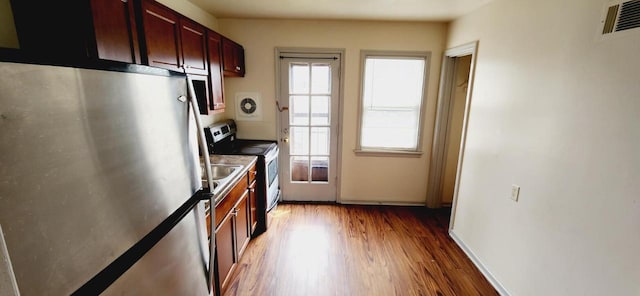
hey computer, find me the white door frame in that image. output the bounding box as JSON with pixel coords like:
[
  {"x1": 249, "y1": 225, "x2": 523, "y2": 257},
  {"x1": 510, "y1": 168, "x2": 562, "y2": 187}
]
[
  {"x1": 274, "y1": 47, "x2": 346, "y2": 202},
  {"x1": 425, "y1": 41, "x2": 478, "y2": 230}
]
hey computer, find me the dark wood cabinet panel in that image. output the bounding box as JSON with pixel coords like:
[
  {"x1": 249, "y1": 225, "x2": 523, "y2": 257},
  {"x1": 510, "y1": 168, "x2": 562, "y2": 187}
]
[
  {"x1": 214, "y1": 177, "x2": 248, "y2": 228},
  {"x1": 10, "y1": 2, "x2": 89, "y2": 60},
  {"x1": 235, "y1": 191, "x2": 251, "y2": 258},
  {"x1": 215, "y1": 212, "x2": 236, "y2": 292},
  {"x1": 207, "y1": 31, "x2": 225, "y2": 111},
  {"x1": 179, "y1": 18, "x2": 207, "y2": 75},
  {"x1": 222, "y1": 37, "x2": 245, "y2": 77},
  {"x1": 10, "y1": 0, "x2": 140, "y2": 63},
  {"x1": 249, "y1": 180, "x2": 258, "y2": 236},
  {"x1": 248, "y1": 163, "x2": 258, "y2": 236},
  {"x1": 140, "y1": 0, "x2": 181, "y2": 71},
  {"x1": 90, "y1": 0, "x2": 140, "y2": 63}
]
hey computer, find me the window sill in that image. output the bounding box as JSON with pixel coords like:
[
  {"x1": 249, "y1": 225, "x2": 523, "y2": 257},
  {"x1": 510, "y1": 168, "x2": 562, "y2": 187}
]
[{"x1": 353, "y1": 149, "x2": 423, "y2": 158}]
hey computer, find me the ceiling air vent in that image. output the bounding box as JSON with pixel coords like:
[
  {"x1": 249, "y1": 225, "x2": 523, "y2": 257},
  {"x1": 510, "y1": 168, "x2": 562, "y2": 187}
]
[{"x1": 602, "y1": 0, "x2": 640, "y2": 35}]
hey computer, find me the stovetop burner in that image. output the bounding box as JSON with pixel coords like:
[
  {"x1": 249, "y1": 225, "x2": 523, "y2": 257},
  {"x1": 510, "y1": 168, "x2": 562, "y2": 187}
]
[{"x1": 214, "y1": 140, "x2": 277, "y2": 156}]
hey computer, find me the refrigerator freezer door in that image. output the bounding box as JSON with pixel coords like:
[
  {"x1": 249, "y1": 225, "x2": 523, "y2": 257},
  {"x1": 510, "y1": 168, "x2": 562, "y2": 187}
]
[{"x1": 0, "y1": 62, "x2": 206, "y2": 295}]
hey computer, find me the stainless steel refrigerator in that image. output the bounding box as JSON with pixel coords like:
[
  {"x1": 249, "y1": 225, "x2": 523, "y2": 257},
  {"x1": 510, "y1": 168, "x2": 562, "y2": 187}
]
[{"x1": 0, "y1": 61, "x2": 212, "y2": 295}]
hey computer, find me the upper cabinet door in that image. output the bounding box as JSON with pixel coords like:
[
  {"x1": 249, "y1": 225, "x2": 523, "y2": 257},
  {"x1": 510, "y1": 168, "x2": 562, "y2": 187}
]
[
  {"x1": 140, "y1": 0, "x2": 182, "y2": 71},
  {"x1": 90, "y1": 0, "x2": 140, "y2": 63},
  {"x1": 179, "y1": 18, "x2": 208, "y2": 75},
  {"x1": 222, "y1": 37, "x2": 245, "y2": 77},
  {"x1": 207, "y1": 30, "x2": 225, "y2": 111}
]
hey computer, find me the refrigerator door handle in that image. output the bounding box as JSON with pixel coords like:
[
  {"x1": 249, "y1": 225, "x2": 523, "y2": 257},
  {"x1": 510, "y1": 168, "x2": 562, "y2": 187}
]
[{"x1": 186, "y1": 75, "x2": 216, "y2": 295}]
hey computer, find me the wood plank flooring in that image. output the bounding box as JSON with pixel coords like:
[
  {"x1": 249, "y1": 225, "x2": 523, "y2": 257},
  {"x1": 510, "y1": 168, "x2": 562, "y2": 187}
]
[{"x1": 224, "y1": 204, "x2": 497, "y2": 296}]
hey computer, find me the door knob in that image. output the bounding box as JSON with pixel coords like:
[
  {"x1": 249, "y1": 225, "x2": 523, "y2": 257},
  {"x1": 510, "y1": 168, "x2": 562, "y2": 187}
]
[{"x1": 281, "y1": 137, "x2": 289, "y2": 143}]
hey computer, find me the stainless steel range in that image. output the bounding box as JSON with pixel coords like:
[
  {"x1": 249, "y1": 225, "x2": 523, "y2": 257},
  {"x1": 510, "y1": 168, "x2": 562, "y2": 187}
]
[{"x1": 204, "y1": 120, "x2": 279, "y2": 233}]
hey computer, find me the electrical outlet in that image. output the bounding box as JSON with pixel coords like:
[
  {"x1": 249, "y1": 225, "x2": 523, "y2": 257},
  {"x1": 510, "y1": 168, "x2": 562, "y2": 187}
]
[{"x1": 511, "y1": 185, "x2": 520, "y2": 202}]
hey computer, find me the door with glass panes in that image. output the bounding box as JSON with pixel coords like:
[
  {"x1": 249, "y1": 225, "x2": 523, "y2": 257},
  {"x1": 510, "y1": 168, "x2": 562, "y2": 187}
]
[{"x1": 278, "y1": 53, "x2": 340, "y2": 201}]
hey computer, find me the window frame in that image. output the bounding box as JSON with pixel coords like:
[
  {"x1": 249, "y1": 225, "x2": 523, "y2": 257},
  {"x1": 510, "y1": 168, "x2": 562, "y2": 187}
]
[{"x1": 355, "y1": 50, "x2": 431, "y2": 156}]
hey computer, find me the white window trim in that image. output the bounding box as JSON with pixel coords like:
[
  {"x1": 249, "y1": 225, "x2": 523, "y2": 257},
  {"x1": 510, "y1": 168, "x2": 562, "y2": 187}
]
[{"x1": 355, "y1": 50, "x2": 431, "y2": 156}]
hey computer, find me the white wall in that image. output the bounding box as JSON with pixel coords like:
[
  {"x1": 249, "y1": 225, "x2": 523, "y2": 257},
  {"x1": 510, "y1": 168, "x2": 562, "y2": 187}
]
[
  {"x1": 447, "y1": 0, "x2": 640, "y2": 295},
  {"x1": 157, "y1": 0, "x2": 219, "y2": 31},
  {"x1": 218, "y1": 19, "x2": 448, "y2": 203}
]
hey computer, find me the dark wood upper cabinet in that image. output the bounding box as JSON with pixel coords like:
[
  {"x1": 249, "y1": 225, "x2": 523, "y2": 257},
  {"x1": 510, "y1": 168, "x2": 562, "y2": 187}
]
[
  {"x1": 90, "y1": 0, "x2": 140, "y2": 63},
  {"x1": 207, "y1": 30, "x2": 225, "y2": 111},
  {"x1": 179, "y1": 18, "x2": 208, "y2": 75},
  {"x1": 222, "y1": 37, "x2": 245, "y2": 77},
  {"x1": 10, "y1": 0, "x2": 243, "y2": 114},
  {"x1": 140, "y1": 0, "x2": 182, "y2": 71},
  {"x1": 9, "y1": 0, "x2": 140, "y2": 63}
]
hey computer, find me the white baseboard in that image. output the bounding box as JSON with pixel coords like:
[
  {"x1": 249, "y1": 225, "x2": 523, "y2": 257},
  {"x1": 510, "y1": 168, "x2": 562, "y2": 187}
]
[
  {"x1": 449, "y1": 230, "x2": 511, "y2": 296},
  {"x1": 339, "y1": 200, "x2": 425, "y2": 206}
]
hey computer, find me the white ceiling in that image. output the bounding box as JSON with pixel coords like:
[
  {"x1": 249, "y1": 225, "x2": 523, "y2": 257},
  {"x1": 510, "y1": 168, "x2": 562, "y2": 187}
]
[{"x1": 188, "y1": 0, "x2": 495, "y2": 21}]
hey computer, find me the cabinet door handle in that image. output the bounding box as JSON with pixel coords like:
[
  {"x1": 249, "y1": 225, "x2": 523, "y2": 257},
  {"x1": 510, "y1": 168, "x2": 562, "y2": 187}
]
[{"x1": 235, "y1": 66, "x2": 241, "y2": 71}]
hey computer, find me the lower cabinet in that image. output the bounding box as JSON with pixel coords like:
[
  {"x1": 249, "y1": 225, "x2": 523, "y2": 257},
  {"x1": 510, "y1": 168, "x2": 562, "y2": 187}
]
[
  {"x1": 215, "y1": 211, "x2": 236, "y2": 291},
  {"x1": 210, "y1": 167, "x2": 253, "y2": 295}
]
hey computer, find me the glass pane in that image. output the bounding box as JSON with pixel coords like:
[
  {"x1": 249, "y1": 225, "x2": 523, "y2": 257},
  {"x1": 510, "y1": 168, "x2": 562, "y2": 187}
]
[
  {"x1": 290, "y1": 64, "x2": 309, "y2": 94},
  {"x1": 311, "y1": 157, "x2": 329, "y2": 182},
  {"x1": 310, "y1": 127, "x2": 329, "y2": 155},
  {"x1": 360, "y1": 56, "x2": 425, "y2": 150},
  {"x1": 310, "y1": 96, "x2": 330, "y2": 125},
  {"x1": 363, "y1": 58, "x2": 425, "y2": 109},
  {"x1": 291, "y1": 156, "x2": 309, "y2": 182},
  {"x1": 290, "y1": 127, "x2": 309, "y2": 155},
  {"x1": 361, "y1": 109, "x2": 419, "y2": 149},
  {"x1": 311, "y1": 64, "x2": 330, "y2": 94},
  {"x1": 290, "y1": 95, "x2": 310, "y2": 125}
]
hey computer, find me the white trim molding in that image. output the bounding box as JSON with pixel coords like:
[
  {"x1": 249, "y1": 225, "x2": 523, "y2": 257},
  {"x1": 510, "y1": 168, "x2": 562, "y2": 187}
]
[
  {"x1": 425, "y1": 41, "x2": 478, "y2": 235},
  {"x1": 449, "y1": 230, "x2": 511, "y2": 296}
]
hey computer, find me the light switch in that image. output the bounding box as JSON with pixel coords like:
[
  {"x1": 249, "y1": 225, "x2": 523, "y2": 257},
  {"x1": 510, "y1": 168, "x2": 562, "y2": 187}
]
[{"x1": 511, "y1": 185, "x2": 520, "y2": 202}]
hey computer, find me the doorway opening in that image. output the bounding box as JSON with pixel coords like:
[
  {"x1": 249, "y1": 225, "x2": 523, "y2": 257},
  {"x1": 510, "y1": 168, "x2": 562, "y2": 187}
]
[{"x1": 426, "y1": 41, "x2": 478, "y2": 230}]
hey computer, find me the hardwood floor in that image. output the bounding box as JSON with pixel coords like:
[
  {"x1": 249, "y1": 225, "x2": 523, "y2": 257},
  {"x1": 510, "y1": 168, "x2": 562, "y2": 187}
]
[{"x1": 224, "y1": 204, "x2": 497, "y2": 296}]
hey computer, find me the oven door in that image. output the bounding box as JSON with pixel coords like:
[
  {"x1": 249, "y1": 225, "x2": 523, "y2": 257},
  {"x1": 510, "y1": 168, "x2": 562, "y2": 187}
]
[{"x1": 265, "y1": 147, "x2": 280, "y2": 211}]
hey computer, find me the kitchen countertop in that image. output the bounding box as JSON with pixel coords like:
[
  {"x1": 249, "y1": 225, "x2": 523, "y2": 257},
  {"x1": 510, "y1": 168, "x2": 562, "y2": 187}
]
[{"x1": 200, "y1": 155, "x2": 257, "y2": 208}]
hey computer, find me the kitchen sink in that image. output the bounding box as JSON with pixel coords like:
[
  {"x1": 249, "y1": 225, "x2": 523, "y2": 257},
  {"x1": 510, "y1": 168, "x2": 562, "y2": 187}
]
[
  {"x1": 201, "y1": 164, "x2": 242, "y2": 193},
  {"x1": 209, "y1": 164, "x2": 241, "y2": 180}
]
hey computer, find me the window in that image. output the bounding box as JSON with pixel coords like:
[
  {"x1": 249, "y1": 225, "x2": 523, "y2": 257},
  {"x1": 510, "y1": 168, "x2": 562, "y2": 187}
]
[{"x1": 356, "y1": 51, "x2": 430, "y2": 154}]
